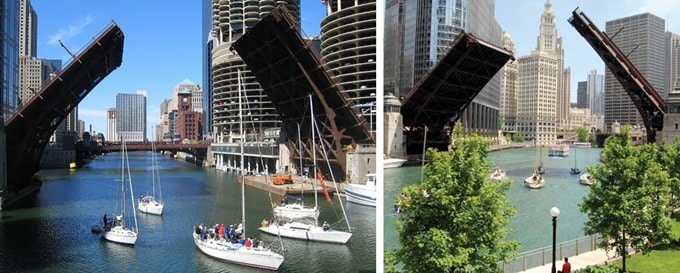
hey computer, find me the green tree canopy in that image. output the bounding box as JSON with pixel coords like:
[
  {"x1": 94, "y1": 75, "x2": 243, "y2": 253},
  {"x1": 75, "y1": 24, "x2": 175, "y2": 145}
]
[
  {"x1": 574, "y1": 127, "x2": 589, "y2": 142},
  {"x1": 580, "y1": 125, "x2": 673, "y2": 272},
  {"x1": 388, "y1": 123, "x2": 518, "y2": 273}
]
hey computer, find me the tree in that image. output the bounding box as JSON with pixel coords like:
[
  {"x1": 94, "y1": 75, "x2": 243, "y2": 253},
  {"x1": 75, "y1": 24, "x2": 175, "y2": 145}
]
[
  {"x1": 656, "y1": 139, "x2": 680, "y2": 214},
  {"x1": 580, "y1": 125, "x2": 673, "y2": 272},
  {"x1": 511, "y1": 134, "x2": 525, "y2": 143},
  {"x1": 388, "y1": 122, "x2": 518, "y2": 273},
  {"x1": 574, "y1": 127, "x2": 589, "y2": 142}
]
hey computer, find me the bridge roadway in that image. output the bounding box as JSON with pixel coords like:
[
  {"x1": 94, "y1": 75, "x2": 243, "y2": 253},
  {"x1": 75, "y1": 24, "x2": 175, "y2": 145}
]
[
  {"x1": 2, "y1": 22, "x2": 124, "y2": 209},
  {"x1": 568, "y1": 8, "x2": 665, "y2": 143},
  {"x1": 99, "y1": 142, "x2": 209, "y2": 163}
]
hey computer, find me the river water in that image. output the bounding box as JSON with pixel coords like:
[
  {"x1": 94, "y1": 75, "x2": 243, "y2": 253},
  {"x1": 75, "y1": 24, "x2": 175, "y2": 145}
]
[
  {"x1": 384, "y1": 147, "x2": 602, "y2": 253},
  {"x1": 0, "y1": 151, "x2": 375, "y2": 273}
]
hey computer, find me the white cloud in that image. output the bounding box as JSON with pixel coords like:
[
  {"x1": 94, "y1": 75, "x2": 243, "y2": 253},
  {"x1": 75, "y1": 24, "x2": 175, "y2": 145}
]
[
  {"x1": 78, "y1": 108, "x2": 107, "y2": 118},
  {"x1": 48, "y1": 15, "x2": 94, "y2": 45}
]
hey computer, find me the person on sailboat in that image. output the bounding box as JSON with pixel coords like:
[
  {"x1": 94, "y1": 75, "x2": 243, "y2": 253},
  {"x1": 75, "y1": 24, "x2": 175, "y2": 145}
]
[{"x1": 322, "y1": 221, "x2": 331, "y2": 231}]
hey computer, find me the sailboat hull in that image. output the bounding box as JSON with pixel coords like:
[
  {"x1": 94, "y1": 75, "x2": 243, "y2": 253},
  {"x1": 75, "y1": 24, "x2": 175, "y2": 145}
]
[
  {"x1": 259, "y1": 222, "x2": 352, "y2": 244},
  {"x1": 193, "y1": 233, "x2": 284, "y2": 270},
  {"x1": 138, "y1": 200, "x2": 164, "y2": 215},
  {"x1": 344, "y1": 183, "x2": 376, "y2": 207},
  {"x1": 103, "y1": 225, "x2": 138, "y2": 245}
]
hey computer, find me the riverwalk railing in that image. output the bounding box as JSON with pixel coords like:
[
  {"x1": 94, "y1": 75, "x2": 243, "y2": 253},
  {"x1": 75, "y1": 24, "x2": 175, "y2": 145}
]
[{"x1": 498, "y1": 235, "x2": 602, "y2": 273}]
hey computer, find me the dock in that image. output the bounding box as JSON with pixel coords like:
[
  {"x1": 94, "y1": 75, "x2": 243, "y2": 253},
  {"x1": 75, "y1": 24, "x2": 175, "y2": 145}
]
[{"x1": 239, "y1": 174, "x2": 345, "y2": 197}]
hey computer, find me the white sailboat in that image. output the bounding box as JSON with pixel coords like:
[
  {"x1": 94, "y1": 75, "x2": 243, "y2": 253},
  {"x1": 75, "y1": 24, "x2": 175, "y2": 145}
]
[
  {"x1": 102, "y1": 137, "x2": 139, "y2": 245},
  {"x1": 524, "y1": 169, "x2": 545, "y2": 189},
  {"x1": 579, "y1": 172, "x2": 594, "y2": 185},
  {"x1": 193, "y1": 70, "x2": 284, "y2": 270},
  {"x1": 489, "y1": 168, "x2": 506, "y2": 180},
  {"x1": 273, "y1": 123, "x2": 319, "y2": 220},
  {"x1": 344, "y1": 173, "x2": 377, "y2": 207},
  {"x1": 259, "y1": 94, "x2": 353, "y2": 244},
  {"x1": 138, "y1": 141, "x2": 164, "y2": 215}
]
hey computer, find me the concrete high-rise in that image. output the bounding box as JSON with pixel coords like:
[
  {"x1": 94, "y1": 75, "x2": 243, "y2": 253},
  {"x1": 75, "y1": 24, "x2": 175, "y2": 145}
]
[
  {"x1": 106, "y1": 108, "x2": 116, "y2": 142},
  {"x1": 667, "y1": 32, "x2": 680, "y2": 97},
  {"x1": 208, "y1": 0, "x2": 299, "y2": 144},
  {"x1": 516, "y1": 0, "x2": 565, "y2": 145},
  {"x1": 587, "y1": 70, "x2": 604, "y2": 116},
  {"x1": 500, "y1": 32, "x2": 519, "y2": 132},
  {"x1": 321, "y1": 0, "x2": 377, "y2": 137},
  {"x1": 386, "y1": 0, "x2": 502, "y2": 136},
  {"x1": 19, "y1": 57, "x2": 57, "y2": 104},
  {"x1": 605, "y1": 13, "x2": 666, "y2": 131},
  {"x1": 576, "y1": 81, "x2": 588, "y2": 109},
  {"x1": 116, "y1": 92, "x2": 147, "y2": 142}
]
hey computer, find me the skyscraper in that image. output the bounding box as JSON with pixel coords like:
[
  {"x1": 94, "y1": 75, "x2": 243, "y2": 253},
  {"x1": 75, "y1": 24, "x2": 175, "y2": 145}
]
[
  {"x1": 605, "y1": 13, "x2": 666, "y2": 131},
  {"x1": 587, "y1": 70, "x2": 604, "y2": 116},
  {"x1": 387, "y1": 0, "x2": 502, "y2": 136},
  {"x1": 667, "y1": 32, "x2": 680, "y2": 97},
  {"x1": 500, "y1": 32, "x2": 519, "y2": 132},
  {"x1": 576, "y1": 81, "x2": 588, "y2": 109},
  {"x1": 116, "y1": 92, "x2": 147, "y2": 142},
  {"x1": 208, "y1": 0, "x2": 300, "y2": 144},
  {"x1": 1, "y1": 1, "x2": 20, "y2": 119},
  {"x1": 201, "y1": 0, "x2": 213, "y2": 138},
  {"x1": 106, "y1": 108, "x2": 116, "y2": 142},
  {"x1": 516, "y1": 0, "x2": 565, "y2": 145}
]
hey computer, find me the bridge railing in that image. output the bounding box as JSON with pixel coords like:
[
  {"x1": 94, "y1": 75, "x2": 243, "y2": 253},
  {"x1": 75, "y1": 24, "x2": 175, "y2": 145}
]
[{"x1": 498, "y1": 235, "x2": 602, "y2": 273}]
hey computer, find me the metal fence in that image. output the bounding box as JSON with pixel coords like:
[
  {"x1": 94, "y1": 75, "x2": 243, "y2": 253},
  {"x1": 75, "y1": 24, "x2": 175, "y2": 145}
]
[{"x1": 498, "y1": 235, "x2": 602, "y2": 273}]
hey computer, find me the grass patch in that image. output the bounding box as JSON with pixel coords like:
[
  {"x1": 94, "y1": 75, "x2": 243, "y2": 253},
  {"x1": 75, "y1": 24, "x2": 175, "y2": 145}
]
[
  {"x1": 613, "y1": 215, "x2": 680, "y2": 273},
  {"x1": 619, "y1": 244, "x2": 680, "y2": 273}
]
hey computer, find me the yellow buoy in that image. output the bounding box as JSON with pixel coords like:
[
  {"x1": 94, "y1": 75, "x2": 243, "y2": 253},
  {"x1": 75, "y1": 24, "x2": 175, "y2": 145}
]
[{"x1": 69, "y1": 162, "x2": 77, "y2": 169}]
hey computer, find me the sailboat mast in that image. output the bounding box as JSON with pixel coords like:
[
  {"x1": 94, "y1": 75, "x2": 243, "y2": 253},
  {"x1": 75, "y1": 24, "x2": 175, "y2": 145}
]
[
  {"x1": 120, "y1": 136, "x2": 125, "y2": 226},
  {"x1": 239, "y1": 70, "x2": 246, "y2": 238},
  {"x1": 297, "y1": 123, "x2": 305, "y2": 202},
  {"x1": 126, "y1": 141, "x2": 139, "y2": 232},
  {"x1": 151, "y1": 142, "x2": 156, "y2": 198},
  {"x1": 309, "y1": 94, "x2": 318, "y2": 226},
  {"x1": 313, "y1": 115, "x2": 352, "y2": 232}
]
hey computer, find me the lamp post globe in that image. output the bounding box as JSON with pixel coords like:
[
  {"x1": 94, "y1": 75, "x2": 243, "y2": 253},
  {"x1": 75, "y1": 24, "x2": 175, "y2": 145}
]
[
  {"x1": 550, "y1": 207, "x2": 560, "y2": 273},
  {"x1": 550, "y1": 207, "x2": 560, "y2": 218}
]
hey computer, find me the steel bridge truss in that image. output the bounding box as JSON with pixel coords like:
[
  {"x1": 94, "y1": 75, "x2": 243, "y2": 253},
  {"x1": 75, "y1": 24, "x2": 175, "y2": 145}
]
[
  {"x1": 230, "y1": 4, "x2": 372, "y2": 180},
  {"x1": 4, "y1": 22, "x2": 124, "y2": 189},
  {"x1": 400, "y1": 31, "x2": 514, "y2": 153},
  {"x1": 569, "y1": 8, "x2": 665, "y2": 142}
]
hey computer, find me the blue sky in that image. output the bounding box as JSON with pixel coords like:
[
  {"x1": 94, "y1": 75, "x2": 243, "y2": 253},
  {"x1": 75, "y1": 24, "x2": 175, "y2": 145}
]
[
  {"x1": 31, "y1": 1, "x2": 326, "y2": 137},
  {"x1": 495, "y1": 0, "x2": 680, "y2": 102}
]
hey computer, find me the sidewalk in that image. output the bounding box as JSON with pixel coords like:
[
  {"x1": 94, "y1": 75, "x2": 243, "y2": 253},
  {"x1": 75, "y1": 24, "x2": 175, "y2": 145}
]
[{"x1": 517, "y1": 248, "x2": 614, "y2": 273}]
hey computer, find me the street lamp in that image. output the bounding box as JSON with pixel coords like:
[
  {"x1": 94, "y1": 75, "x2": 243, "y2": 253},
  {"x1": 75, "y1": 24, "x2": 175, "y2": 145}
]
[{"x1": 550, "y1": 207, "x2": 560, "y2": 273}]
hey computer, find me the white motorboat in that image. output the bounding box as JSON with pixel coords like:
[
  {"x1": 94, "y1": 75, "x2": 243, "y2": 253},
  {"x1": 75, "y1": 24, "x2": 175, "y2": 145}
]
[
  {"x1": 194, "y1": 70, "x2": 284, "y2": 270},
  {"x1": 344, "y1": 173, "x2": 377, "y2": 207},
  {"x1": 489, "y1": 168, "x2": 506, "y2": 180},
  {"x1": 274, "y1": 199, "x2": 319, "y2": 220},
  {"x1": 138, "y1": 141, "x2": 164, "y2": 215},
  {"x1": 102, "y1": 138, "x2": 139, "y2": 245},
  {"x1": 523, "y1": 171, "x2": 545, "y2": 189},
  {"x1": 383, "y1": 156, "x2": 407, "y2": 169},
  {"x1": 579, "y1": 172, "x2": 594, "y2": 185},
  {"x1": 260, "y1": 94, "x2": 353, "y2": 244}
]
